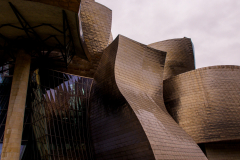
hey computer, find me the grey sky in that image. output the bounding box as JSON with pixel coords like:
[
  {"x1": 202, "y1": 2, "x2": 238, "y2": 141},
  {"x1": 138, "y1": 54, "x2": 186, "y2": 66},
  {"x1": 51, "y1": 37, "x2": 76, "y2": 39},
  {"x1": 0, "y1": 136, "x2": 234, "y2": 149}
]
[{"x1": 95, "y1": 0, "x2": 240, "y2": 68}]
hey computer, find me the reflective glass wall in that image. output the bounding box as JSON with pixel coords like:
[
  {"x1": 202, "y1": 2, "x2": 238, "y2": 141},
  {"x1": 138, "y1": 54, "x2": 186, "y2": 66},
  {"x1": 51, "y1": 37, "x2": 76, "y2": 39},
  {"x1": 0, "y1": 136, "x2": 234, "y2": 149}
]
[
  {"x1": 0, "y1": 63, "x2": 13, "y2": 158},
  {"x1": 0, "y1": 67, "x2": 94, "y2": 160},
  {"x1": 0, "y1": 77, "x2": 12, "y2": 157},
  {"x1": 25, "y1": 69, "x2": 94, "y2": 160}
]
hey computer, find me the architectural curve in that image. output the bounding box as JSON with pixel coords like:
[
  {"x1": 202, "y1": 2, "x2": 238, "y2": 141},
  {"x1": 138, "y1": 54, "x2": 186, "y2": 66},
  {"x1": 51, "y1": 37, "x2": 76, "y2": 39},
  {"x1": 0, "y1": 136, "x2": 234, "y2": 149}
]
[
  {"x1": 163, "y1": 65, "x2": 240, "y2": 144},
  {"x1": 80, "y1": 0, "x2": 112, "y2": 57},
  {"x1": 90, "y1": 35, "x2": 207, "y2": 159},
  {"x1": 90, "y1": 36, "x2": 156, "y2": 160},
  {"x1": 55, "y1": 0, "x2": 112, "y2": 78},
  {"x1": 108, "y1": 33, "x2": 114, "y2": 45},
  {"x1": 148, "y1": 38, "x2": 195, "y2": 80},
  {"x1": 28, "y1": 0, "x2": 113, "y2": 78}
]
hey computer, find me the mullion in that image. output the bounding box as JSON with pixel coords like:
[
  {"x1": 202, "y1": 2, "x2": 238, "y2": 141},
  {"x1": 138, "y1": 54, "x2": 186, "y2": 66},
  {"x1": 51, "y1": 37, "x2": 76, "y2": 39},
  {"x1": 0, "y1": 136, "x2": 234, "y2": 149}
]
[
  {"x1": 50, "y1": 74, "x2": 64, "y2": 160},
  {"x1": 45, "y1": 99, "x2": 57, "y2": 158},
  {"x1": 59, "y1": 79, "x2": 74, "y2": 159}
]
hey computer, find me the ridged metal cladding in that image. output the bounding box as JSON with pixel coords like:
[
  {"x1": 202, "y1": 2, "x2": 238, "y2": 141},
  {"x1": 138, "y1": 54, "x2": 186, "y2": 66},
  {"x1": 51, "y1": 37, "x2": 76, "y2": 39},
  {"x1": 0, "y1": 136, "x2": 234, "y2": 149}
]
[
  {"x1": 90, "y1": 36, "x2": 156, "y2": 160},
  {"x1": 163, "y1": 65, "x2": 240, "y2": 144},
  {"x1": 148, "y1": 38, "x2": 195, "y2": 80},
  {"x1": 60, "y1": 0, "x2": 112, "y2": 77},
  {"x1": 90, "y1": 35, "x2": 207, "y2": 159},
  {"x1": 28, "y1": 0, "x2": 113, "y2": 78},
  {"x1": 108, "y1": 33, "x2": 114, "y2": 45},
  {"x1": 80, "y1": 0, "x2": 112, "y2": 66}
]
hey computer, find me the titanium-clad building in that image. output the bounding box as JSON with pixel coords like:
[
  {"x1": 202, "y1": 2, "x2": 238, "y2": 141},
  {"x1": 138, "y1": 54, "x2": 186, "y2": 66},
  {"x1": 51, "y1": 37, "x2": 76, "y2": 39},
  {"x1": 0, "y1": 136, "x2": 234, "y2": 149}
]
[{"x1": 0, "y1": 0, "x2": 239, "y2": 160}]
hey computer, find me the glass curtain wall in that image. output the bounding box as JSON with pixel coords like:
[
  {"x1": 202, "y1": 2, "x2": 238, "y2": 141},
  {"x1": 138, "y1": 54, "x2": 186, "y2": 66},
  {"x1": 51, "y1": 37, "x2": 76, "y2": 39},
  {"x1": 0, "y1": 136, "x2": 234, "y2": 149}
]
[
  {"x1": 25, "y1": 69, "x2": 94, "y2": 160},
  {"x1": 0, "y1": 66, "x2": 94, "y2": 160},
  {"x1": 0, "y1": 63, "x2": 13, "y2": 158}
]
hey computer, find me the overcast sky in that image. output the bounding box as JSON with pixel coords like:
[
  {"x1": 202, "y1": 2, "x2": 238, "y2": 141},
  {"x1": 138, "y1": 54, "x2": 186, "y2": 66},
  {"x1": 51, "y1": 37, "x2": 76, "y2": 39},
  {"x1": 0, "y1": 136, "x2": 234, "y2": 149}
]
[{"x1": 95, "y1": 0, "x2": 240, "y2": 68}]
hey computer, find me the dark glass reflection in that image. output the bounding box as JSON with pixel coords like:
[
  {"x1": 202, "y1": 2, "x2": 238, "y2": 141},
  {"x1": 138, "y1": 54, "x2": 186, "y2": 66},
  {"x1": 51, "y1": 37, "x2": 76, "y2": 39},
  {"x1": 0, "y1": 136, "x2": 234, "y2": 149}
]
[
  {"x1": 0, "y1": 67, "x2": 94, "y2": 160},
  {"x1": 0, "y1": 76, "x2": 12, "y2": 157},
  {"x1": 25, "y1": 69, "x2": 94, "y2": 160}
]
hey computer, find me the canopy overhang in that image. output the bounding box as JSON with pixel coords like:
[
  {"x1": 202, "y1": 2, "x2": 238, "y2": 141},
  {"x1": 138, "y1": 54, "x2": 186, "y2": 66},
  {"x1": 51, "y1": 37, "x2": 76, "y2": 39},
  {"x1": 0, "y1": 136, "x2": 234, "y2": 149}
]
[{"x1": 0, "y1": 0, "x2": 90, "y2": 67}]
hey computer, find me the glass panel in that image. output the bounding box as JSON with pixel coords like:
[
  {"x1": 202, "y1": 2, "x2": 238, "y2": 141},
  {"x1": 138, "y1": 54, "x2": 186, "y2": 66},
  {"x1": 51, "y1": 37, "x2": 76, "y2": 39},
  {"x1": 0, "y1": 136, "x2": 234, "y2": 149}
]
[
  {"x1": 25, "y1": 69, "x2": 94, "y2": 160},
  {"x1": 0, "y1": 67, "x2": 94, "y2": 160},
  {"x1": 0, "y1": 76, "x2": 12, "y2": 157}
]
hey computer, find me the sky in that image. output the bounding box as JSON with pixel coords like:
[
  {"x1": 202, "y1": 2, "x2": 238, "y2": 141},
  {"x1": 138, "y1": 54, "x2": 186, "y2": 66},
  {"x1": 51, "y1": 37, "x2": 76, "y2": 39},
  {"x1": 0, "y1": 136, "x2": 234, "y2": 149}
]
[{"x1": 95, "y1": 0, "x2": 240, "y2": 68}]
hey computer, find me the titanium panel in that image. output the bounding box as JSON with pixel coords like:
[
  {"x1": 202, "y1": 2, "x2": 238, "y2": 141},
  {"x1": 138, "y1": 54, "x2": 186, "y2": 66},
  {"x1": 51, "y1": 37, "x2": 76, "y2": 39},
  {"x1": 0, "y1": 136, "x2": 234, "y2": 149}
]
[
  {"x1": 1, "y1": 0, "x2": 112, "y2": 78},
  {"x1": 164, "y1": 65, "x2": 240, "y2": 144},
  {"x1": 90, "y1": 35, "x2": 207, "y2": 159},
  {"x1": 90, "y1": 36, "x2": 155, "y2": 160},
  {"x1": 148, "y1": 38, "x2": 195, "y2": 80},
  {"x1": 47, "y1": 0, "x2": 112, "y2": 78},
  {"x1": 108, "y1": 33, "x2": 113, "y2": 45},
  {"x1": 80, "y1": 0, "x2": 112, "y2": 56},
  {"x1": 80, "y1": 0, "x2": 112, "y2": 75}
]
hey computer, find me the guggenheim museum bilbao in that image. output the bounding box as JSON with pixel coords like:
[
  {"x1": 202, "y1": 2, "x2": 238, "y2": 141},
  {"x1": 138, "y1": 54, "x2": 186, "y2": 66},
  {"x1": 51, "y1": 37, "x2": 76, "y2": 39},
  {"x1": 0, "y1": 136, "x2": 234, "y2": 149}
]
[{"x1": 0, "y1": 0, "x2": 239, "y2": 160}]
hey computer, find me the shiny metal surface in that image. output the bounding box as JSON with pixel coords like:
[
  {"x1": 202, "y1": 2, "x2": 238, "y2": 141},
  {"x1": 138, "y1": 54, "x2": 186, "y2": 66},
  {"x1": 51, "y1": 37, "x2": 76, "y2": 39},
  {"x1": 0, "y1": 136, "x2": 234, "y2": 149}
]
[
  {"x1": 90, "y1": 35, "x2": 207, "y2": 159},
  {"x1": 164, "y1": 65, "x2": 240, "y2": 144},
  {"x1": 1, "y1": 0, "x2": 239, "y2": 159},
  {"x1": 48, "y1": 0, "x2": 112, "y2": 78},
  {"x1": 90, "y1": 36, "x2": 155, "y2": 160},
  {"x1": 108, "y1": 33, "x2": 113, "y2": 45},
  {"x1": 1, "y1": 0, "x2": 112, "y2": 78},
  {"x1": 148, "y1": 38, "x2": 195, "y2": 80},
  {"x1": 80, "y1": 0, "x2": 112, "y2": 56}
]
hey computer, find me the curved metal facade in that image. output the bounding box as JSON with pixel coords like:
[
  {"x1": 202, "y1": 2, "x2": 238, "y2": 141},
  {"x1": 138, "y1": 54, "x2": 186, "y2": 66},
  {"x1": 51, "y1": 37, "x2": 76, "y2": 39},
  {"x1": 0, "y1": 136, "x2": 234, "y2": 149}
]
[
  {"x1": 1, "y1": 0, "x2": 240, "y2": 159},
  {"x1": 148, "y1": 38, "x2": 195, "y2": 80},
  {"x1": 48, "y1": 0, "x2": 113, "y2": 78},
  {"x1": 90, "y1": 35, "x2": 207, "y2": 160},
  {"x1": 80, "y1": 0, "x2": 112, "y2": 74},
  {"x1": 23, "y1": 0, "x2": 112, "y2": 78},
  {"x1": 90, "y1": 36, "x2": 155, "y2": 160},
  {"x1": 80, "y1": 0, "x2": 112, "y2": 56},
  {"x1": 163, "y1": 65, "x2": 240, "y2": 144}
]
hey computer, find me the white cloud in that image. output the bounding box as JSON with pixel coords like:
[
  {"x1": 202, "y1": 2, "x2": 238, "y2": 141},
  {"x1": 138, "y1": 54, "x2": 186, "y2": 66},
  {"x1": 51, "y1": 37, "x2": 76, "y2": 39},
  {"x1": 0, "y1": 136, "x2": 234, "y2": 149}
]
[{"x1": 96, "y1": 0, "x2": 240, "y2": 68}]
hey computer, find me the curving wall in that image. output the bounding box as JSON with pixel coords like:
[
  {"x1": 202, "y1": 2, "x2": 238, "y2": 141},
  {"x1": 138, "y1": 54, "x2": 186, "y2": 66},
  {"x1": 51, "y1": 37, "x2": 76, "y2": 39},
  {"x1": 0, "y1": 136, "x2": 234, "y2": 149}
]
[
  {"x1": 28, "y1": 0, "x2": 113, "y2": 78},
  {"x1": 57, "y1": 0, "x2": 112, "y2": 77},
  {"x1": 60, "y1": 0, "x2": 112, "y2": 78},
  {"x1": 80, "y1": 0, "x2": 112, "y2": 57},
  {"x1": 108, "y1": 33, "x2": 113, "y2": 45},
  {"x1": 90, "y1": 36, "x2": 155, "y2": 160},
  {"x1": 163, "y1": 65, "x2": 240, "y2": 144},
  {"x1": 60, "y1": 0, "x2": 112, "y2": 77},
  {"x1": 148, "y1": 38, "x2": 195, "y2": 80},
  {"x1": 90, "y1": 35, "x2": 207, "y2": 160}
]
